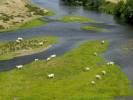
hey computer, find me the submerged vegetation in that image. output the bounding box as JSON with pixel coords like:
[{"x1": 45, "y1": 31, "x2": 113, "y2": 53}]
[
  {"x1": 0, "y1": 40, "x2": 132, "y2": 99},
  {"x1": 60, "y1": 16, "x2": 96, "y2": 23},
  {"x1": 0, "y1": 36, "x2": 57, "y2": 60},
  {"x1": 82, "y1": 26, "x2": 108, "y2": 32}
]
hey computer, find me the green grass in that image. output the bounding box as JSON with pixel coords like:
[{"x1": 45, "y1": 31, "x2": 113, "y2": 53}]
[
  {"x1": 60, "y1": 16, "x2": 96, "y2": 23},
  {"x1": 82, "y1": 26, "x2": 108, "y2": 32},
  {"x1": 0, "y1": 18, "x2": 47, "y2": 33},
  {"x1": 0, "y1": 9, "x2": 54, "y2": 32},
  {"x1": 0, "y1": 36, "x2": 57, "y2": 60},
  {"x1": 0, "y1": 40, "x2": 132, "y2": 99},
  {"x1": 19, "y1": 10, "x2": 54, "y2": 29},
  {"x1": 20, "y1": 19, "x2": 47, "y2": 29}
]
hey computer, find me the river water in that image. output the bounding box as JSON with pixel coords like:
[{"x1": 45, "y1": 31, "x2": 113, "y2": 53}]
[{"x1": 0, "y1": 0, "x2": 133, "y2": 87}]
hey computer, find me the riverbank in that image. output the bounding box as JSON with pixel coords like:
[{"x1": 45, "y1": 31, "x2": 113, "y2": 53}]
[
  {"x1": 0, "y1": 0, "x2": 52, "y2": 32},
  {"x1": 0, "y1": 36, "x2": 57, "y2": 60},
  {"x1": 62, "y1": 0, "x2": 133, "y2": 24},
  {"x1": 0, "y1": 40, "x2": 132, "y2": 99}
]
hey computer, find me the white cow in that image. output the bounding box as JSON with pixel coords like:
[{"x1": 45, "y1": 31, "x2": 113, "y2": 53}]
[
  {"x1": 50, "y1": 54, "x2": 56, "y2": 58},
  {"x1": 16, "y1": 65, "x2": 23, "y2": 69},
  {"x1": 48, "y1": 73, "x2": 54, "y2": 78},
  {"x1": 107, "y1": 61, "x2": 114, "y2": 65},
  {"x1": 17, "y1": 37, "x2": 23, "y2": 41},
  {"x1": 96, "y1": 75, "x2": 102, "y2": 80},
  {"x1": 102, "y1": 70, "x2": 106, "y2": 75},
  {"x1": 101, "y1": 40, "x2": 105, "y2": 44},
  {"x1": 85, "y1": 67, "x2": 90, "y2": 71},
  {"x1": 35, "y1": 59, "x2": 39, "y2": 61},
  {"x1": 46, "y1": 54, "x2": 57, "y2": 61},
  {"x1": 91, "y1": 81, "x2": 96, "y2": 85},
  {"x1": 46, "y1": 57, "x2": 51, "y2": 61}
]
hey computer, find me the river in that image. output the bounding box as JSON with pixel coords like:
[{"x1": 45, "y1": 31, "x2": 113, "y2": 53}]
[{"x1": 0, "y1": 0, "x2": 133, "y2": 87}]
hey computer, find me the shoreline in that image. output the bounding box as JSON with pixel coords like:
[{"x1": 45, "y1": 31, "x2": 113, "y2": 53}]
[
  {"x1": 0, "y1": 36, "x2": 57, "y2": 61},
  {"x1": 16, "y1": 45, "x2": 52, "y2": 58},
  {"x1": 0, "y1": 0, "x2": 54, "y2": 32}
]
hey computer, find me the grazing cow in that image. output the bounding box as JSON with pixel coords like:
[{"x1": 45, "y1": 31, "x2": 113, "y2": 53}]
[
  {"x1": 48, "y1": 74, "x2": 54, "y2": 78},
  {"x1": 35, "y1": 59, "x2": 39, "y2": 61},
  {"x1": 96, "y1": 75, "x2": 102, "y2": 80},
  {"x1": 107, "y1": 61, "x2": 114, "y2": 65},
  {"x1": 102, "y1": 70, "x2": 106, "y2": 75},
  {"x1": 16, "y1": 65, "x2": 23, "y2": 69},
  {"x1": 101, "y1": 40, "x2": 105, "y2": 44},
  {"x1": 91, "y1": 81, "x2": 96, "y2": 85},
  {"x1": 85, "y1": 67, "x2": 90, "y2": 71}
]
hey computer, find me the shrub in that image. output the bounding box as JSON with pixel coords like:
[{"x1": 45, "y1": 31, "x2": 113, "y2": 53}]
[
  {"x1": 25, "y1": 4, "x2": 46, "y2": 16},
  {"x1": 114, "y1": 0, "x2": 133, "y2": 24},
  {"x1": 0, "y1": 25, "x2": 5, "y2": 29},
  {"x1": 0, "y1": 13, "x2": 14, "y2": 21}
]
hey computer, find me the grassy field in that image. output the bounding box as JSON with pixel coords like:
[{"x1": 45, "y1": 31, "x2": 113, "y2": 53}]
[
  {"x1": 0, "y1": 40, "x2": 132, "y2": 99},
  {"x1": 20, "y1": 19, "x2": 47, "y2": 29},
  {"x1": 60, "y1": 16, "x2": 96, "y2": 23},
  {"x1": 82, "y1": 26, "x2": 108, "y2": 32},
  {"x1": 0, "y1": 36, "x2": 57, "y2": 60}
]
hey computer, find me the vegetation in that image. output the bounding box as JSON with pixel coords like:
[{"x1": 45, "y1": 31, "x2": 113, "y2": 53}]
[
  {"x1": 60, "y1": 16, "x2": 96, "y2": 23},
  {"x1": 0, "y1": 0, "x2": 55, "y2": 32},
  {"x1": 61, "y1": 0, "x2": 104, "y2": 8},
  {"x1": 100, "y1": 2, "x2": 116, "y2": 14},
  {"x1": 0, "y1": 40, "x2": 132, "y2": 99},
  {"x1": 25, "y1": 4, "x2": 48, "y2": 16},
  {"x1": 20, "y1": 19, "x2": 47, "y2": 29},
  {"x1": 82, "y1": 26, "x2": 108, "y2": 32},
  {"x1": 61, "y1": 0, "x2": 133, "y2": 24},
  {"x1": 114, "y1": 0, "x2": 133, "y2": 24},
  {"x1": 0, "y1": 25, "x2": 5, "y2": 29},
  {"x1": 0, "y1": 13, "x2": 14, "y2": 22},
  {"x1": 0, "y1": 36, "x2": 57, "y2": 60}
]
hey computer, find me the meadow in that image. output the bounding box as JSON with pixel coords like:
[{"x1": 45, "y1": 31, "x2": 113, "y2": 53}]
[{"x1": 0, "y1": 40, "x2": 132, "y2": 100}]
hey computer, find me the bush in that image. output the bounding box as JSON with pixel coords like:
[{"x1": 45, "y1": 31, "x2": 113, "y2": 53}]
[
  {"x1": 100, "y1": 2, "x2": 116, "y2": 14},
  {"x1": 114, "y1": 0, "x2": 133, "y2": 24},
  {"x1": 0, "y1": 25, "x2": 5, "y2": 29},
  {"x1": 25, "y1": 4, "x2": 46, "y2": 16},
  {"x1": 0, "y1": 13, "x2": 14, "y2": 21}
]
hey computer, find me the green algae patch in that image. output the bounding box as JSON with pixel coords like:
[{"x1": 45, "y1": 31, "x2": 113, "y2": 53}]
[
  {"x1": 60, "y1": 16, "x2": 96, "y2": 23},
  {"x1": 0, "y1": 40, "x2": 132, "y2": 99},
  {"x1": 82, "y1": 26, "x2": 109, "y2": 32}
]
